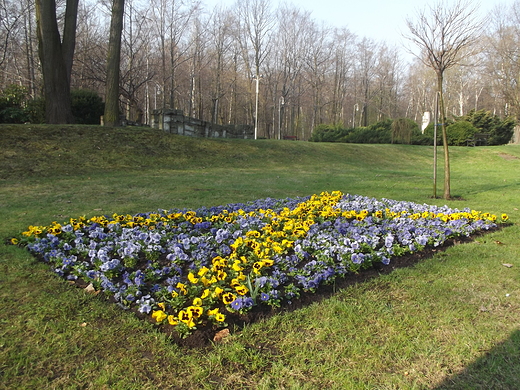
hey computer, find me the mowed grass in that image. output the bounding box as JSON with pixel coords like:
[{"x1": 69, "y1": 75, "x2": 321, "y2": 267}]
[{"x1": 0, "y1": 124, "x2": 519, "y2": 389}]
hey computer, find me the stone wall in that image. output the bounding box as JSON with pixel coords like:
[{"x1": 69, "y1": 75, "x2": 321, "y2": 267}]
[{"x1": 151, "y1": 109, "x2": 254, "y2": 139}]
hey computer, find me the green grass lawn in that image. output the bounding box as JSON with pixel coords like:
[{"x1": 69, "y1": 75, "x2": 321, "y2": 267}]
[{"x1": 1, "y1": 125, "x2": 519, "y2": 389}]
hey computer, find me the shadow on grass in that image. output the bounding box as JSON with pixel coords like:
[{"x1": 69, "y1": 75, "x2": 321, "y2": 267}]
[{"x1": 435, "y1": 329, "x2": 520, "y2": 390}]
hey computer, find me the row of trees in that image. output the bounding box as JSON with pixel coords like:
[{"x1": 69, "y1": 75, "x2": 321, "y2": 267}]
[
  {"x1": 0, "y1": 0, "x2": 520, "y2": 135},
  {"x1": 1, "y1": 0, "x2": 520, "y2": 137}
]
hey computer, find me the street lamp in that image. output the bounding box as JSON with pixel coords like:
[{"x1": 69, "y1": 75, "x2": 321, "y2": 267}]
[
  {"x1": 253, "y1": 73, "x2": 262, "y2": 140},
  {"x1": 278, "y1": 96, "x2": 285, "y2": 140}
]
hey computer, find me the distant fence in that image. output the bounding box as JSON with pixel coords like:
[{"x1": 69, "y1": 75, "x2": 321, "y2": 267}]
[{"x1": 151, "y1": 109, "x2": 254, "y2": 139}]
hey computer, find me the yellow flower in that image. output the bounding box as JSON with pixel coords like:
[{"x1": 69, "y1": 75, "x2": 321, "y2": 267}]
[
  {"x1": 213, "y1": 286, "x2": 224, "y2": 297},
  {"x1": 201, "y1": 275, "x2": 217, "y2": 286},
  {"x1": 222, "y1": 292, "x2": 236, "y2": 305},
  {"x1": 230, "y1": 278, "x2": 241, "y2": 288},
  {"x1": 201, "y1": 289, "x2": 210, "y2": 299},
  {"x1": 197, "y1": 266, "x2": 209, "y2": 277},
  {"x1": 176, "y1": 282, "x2": 188, "y2": 295},
  {"x1": 151, "y1": 310, "x2": 167, "y2": 323},
  {"x1": 502, "y1": 213, "x2": 509, "y2": 221},
  {"x1": 215, "y1": 313, "x2": 226, "y2": 322},
  {"x1": 263, "y1": 259, "x2": 274, "y2": 267},
  {"x1": 178, "y1": 310, "x2": 196, "y2": 328},
  {"x1": 232, "y1": 260, "x2": 243, "y2": 272},
  {"x1": 171, "y1": 291, "x2": 179, "y2": 298},
  {"x1": 193, "y1": 297, "x2": 203, "y2": 306},
  {"x1": 187, "y1": 306, "x2": 203, "y2": 318},
  {"x1": 167, "y1": 315, "x2": 178, "y2": 325},
  {"x1": 207, "y1": 308, "x2": 220, "y2": 316},
  {"x1": 235, "y1": 285, "x2": 249, "y2": 295},
  {"x1": 188, "y1": 272, "x2": 199, "y2": 284},
  {"x1": 253, "y1": 261, "x2": 264, "y2": 274},
  {"x1": 178, "y1": 309, "x2": 192, "y2": 321},
  {"x1": 10, "y1": 238, "x2": 19, "y2": 245},
  {"x1": 158, "y1": 302, "x2": 166, "y2": 310},
  {"x1": 230, "y1": 237, "x2": 244, "y2": 251}
]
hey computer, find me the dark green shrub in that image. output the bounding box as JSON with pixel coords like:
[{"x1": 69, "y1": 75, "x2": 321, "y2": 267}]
[
  {"x1": 458, "y1": 109, "x2": 516, "y2": 145},
  {"x1": 489, "y1": 116, "x2": 516, "y2": 145},
  {"x1": 0, "y1": 84, "x2": 29, "y2": 123},
  {"x1": 391, "y1": 118, "x2": 419, "y2": 144},
  {"x1": 348, "y1": 120, "x2": 392, "y2": 144},
  {"x1": 0, "y1": 107, "x2": 29, "y2": 123},
  {"x1": 71, "y1": 89, "x2": 104, "y2": 124},
  {"x1": 446, "y1": 121, "x2": 478, "y2": 146},
  {"x1": 310, "y1": 124, "x2": 351, "y2": 142},
  {"x1": 344, "y1": 126, "x2": 391, "y2": 144},
  {"x1": 25, "y1": 98, "x2": 46, "y2": 124},
  {"x1": 411, "y1": 128, "x2": 433, "y2": 145}
]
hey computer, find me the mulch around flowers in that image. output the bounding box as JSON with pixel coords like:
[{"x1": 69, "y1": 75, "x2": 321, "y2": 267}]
[{"x1": 75, "y1": 227, "x2": 501, "y2": 350}]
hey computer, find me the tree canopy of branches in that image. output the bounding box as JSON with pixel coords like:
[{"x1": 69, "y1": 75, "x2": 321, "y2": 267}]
[{"x1": 1, "y1": 0, "x2": 518, "y2": 145}]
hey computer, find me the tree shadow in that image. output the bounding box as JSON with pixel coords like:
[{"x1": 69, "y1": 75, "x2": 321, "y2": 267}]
[{"x1": 435, "y1": 329, "x2": 520, "y2": 389}]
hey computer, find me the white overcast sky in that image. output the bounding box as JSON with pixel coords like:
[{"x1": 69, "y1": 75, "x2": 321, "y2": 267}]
[{"x1": 201, "y1": 0, "x2": 516, "y2": 54}]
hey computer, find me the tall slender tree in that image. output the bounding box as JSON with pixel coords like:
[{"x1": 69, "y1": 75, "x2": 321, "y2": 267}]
[
  {"x1": 104, "y1": 0, "x2": 125, "y2": 126},
  {"x1": 35, "y1": 0, "x2": 78, "y2": 123},
  {"x1": 405, "y1": 0, "x2": 484, "y2": 199}
]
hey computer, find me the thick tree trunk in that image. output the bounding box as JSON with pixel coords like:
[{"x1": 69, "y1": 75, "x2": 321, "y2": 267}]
[
  {"x1": 104, "y1": 0, "x2": 125, "y2": 127},
  {"x1": 35, "y1": 0, "x2": 77, "y2": 124},
  {"x1": 437, "y1": 72, "x2": 451, "y2": 200}
]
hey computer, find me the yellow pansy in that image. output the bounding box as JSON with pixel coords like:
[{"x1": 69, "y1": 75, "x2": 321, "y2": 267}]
[
  {"x1": 197, "y1": 266, "x2": 209, "y2": 277},
  {"x1": 235, "y1": 285, "x2": 249, "y2": 295},
  {"x1": 152, "y1": 310, "x2": 167, "y2": 323},
  {"x1": 215, "y1": 313, "x2": 226, "y2": 322},
  {"x1": 187, "y1": 306, "x2": 203, "y2": 318},
  {"x1": 222, "y1": 292, "x2": 236, "y2": 305},
  {"x1": 176, "y1": 282, "x2": 187, "y2": 295},
  {"x1": 213, "y1": 286, "x2": 224, "y2": 297},
  {"x1": 188, "y1": 272, "x2": 199, "y2": 284}
]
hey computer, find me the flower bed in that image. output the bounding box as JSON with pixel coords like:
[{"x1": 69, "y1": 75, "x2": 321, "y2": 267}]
[{"x1": 14, "y1": 191, "x2": 508, "y2": 340}]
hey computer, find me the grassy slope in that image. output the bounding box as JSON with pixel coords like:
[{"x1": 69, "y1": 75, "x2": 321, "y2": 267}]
[{"x1": 0, "y1": 125, "x2": 519, "y2": 389}]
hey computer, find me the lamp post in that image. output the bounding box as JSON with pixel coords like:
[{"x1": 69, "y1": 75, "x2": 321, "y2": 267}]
[
  {"x1": 278, "y1": 96, "x2": 284, "y2": 140},
  {"x1": 253, "y1": 74, "x2": 261, "y2": 139}
]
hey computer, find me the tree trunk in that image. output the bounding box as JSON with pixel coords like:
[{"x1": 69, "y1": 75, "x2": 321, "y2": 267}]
[
  {"x1": 437, "y1": 72, "x2": 451, "y2": 200},
  {"x1": 104, "y1": 0, "x2": 125, "y2": 127},
  {"x1": 35, "y1": 0, "x2": 78, "y2": 124}
]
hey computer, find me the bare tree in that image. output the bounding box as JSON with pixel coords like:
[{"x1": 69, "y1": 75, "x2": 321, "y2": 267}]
[
  {"x1": 273, "y1": 4, "x2": 312, "y2": 137},
  {"x1": 484, "y1": 1, "x2": 520, "y2": 118},
  {"x1": 236, "y1": 0, "x2": 275, "y2": 138},
  {"x1": 207, "y1": 5, "x2": 233, "y2": 124},
  {"x1": 405, "y1": 0, "x2": 484, "y2": 199},
  {"x1": 355, "y1": 38, "x2": 378, "y2": 127}
]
